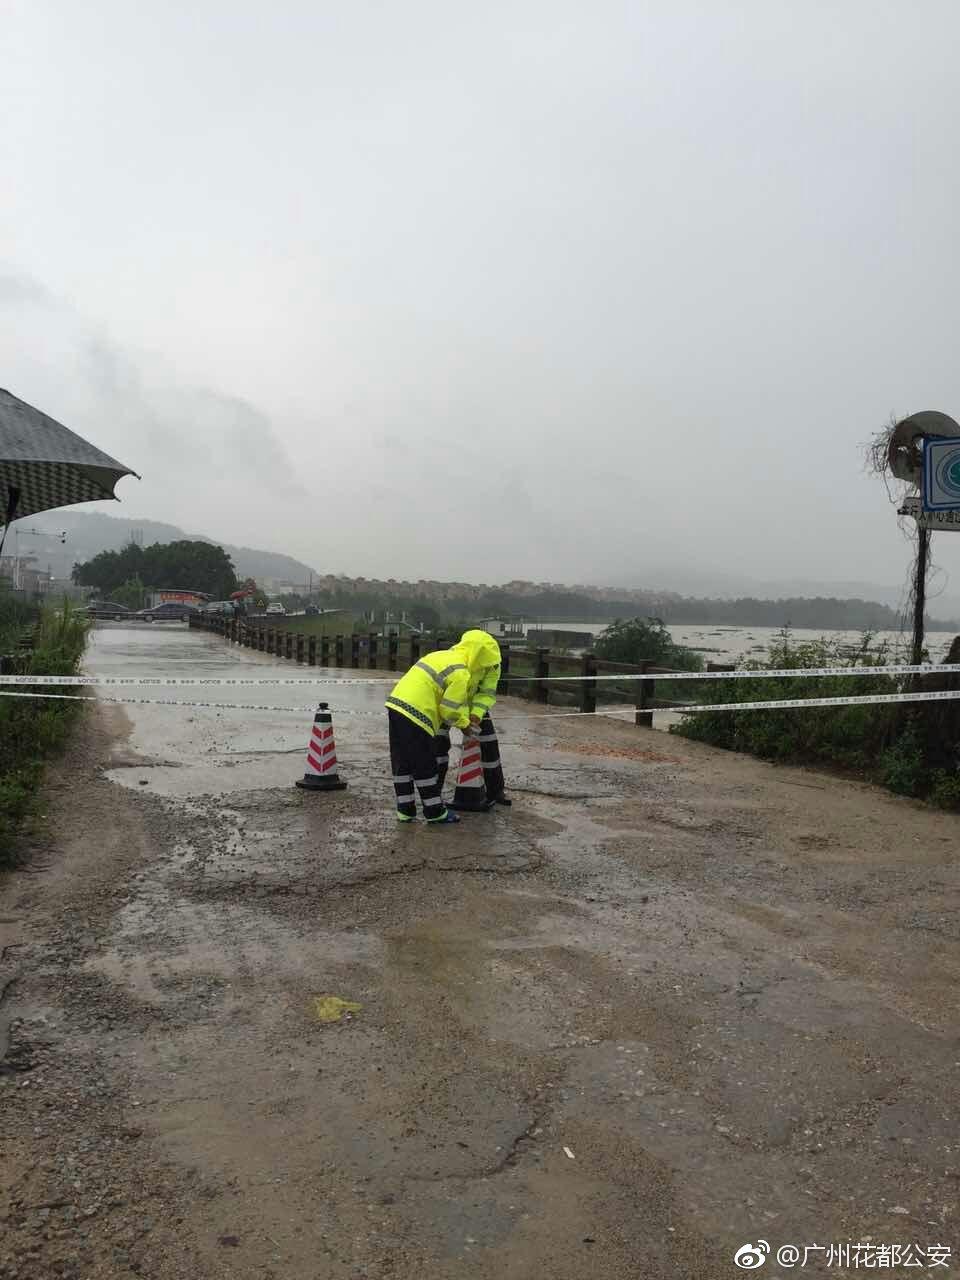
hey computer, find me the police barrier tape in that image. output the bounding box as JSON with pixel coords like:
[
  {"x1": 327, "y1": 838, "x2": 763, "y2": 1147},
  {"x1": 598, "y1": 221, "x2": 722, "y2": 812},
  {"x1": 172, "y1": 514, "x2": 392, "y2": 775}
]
[
  {"x1": 4, "y1": 687, "x2": 960, "y2": 717},
  {"x1": 1, "y1": 663, "x2": 960, "y2": 687}
]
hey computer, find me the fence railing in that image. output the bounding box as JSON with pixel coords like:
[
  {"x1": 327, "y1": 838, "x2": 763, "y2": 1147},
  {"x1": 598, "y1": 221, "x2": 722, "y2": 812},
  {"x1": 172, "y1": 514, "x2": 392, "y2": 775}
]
[{"x1": 190, "y1": 614, "x2": 712, "y2": 724}]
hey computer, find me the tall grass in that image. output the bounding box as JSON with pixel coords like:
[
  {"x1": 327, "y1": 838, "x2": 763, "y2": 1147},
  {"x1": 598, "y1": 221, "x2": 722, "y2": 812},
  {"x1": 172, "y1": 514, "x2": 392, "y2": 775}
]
[
  {"x1": 0, "y1": 593, "x2": 36, "y2": 653},
  {"x1": 0, "y1": 598, "x2": 90, "y2": 863}
]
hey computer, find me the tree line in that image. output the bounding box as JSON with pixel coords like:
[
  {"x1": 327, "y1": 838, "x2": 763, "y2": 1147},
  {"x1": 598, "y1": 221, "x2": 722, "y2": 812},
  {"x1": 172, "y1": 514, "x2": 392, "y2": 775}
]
[
  {"x1": 284, "y1": 585, "x2": 957, "y2": 633},
  {"x1": 657, "y1": 594, "x2": 957, "y2": 631},
  {"x1": 73, "y1": 541, "x2": 238, "y2": 603}
]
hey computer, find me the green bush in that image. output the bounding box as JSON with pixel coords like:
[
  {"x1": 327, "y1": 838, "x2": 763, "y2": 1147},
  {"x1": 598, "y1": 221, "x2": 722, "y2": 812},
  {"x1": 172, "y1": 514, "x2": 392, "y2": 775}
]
[
  {"x1": 671, "y1": 632, "x2": 890, "y2": 765},
  {"x1": 595, "y1": 617, "x2": 704, "y2": 671},
  {"x1": 0, "y1": 598, "x2": 89, "y2": 866},
  {"x1": 928, "y1": 769, "x2": 960, "y2": 811},
  {"x1": 878, "y1": 720, "x2": 925, "y2": 796},
  {"x1": 672, "y1": 631, "x2": 960, "y2": 806}
]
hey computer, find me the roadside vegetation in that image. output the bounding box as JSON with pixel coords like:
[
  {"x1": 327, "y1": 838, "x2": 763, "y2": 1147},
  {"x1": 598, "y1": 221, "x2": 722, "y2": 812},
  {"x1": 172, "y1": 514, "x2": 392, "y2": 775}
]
[
  {"x1": 0, "y1": 595, "x2": 89, "y2": 864},
  {"x1": 672, "y1": 630, "x2": 960, "y2": 809}
]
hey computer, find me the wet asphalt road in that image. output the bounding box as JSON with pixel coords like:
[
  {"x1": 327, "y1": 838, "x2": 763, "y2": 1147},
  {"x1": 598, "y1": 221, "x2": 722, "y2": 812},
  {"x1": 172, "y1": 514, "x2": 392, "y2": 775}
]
[
  {"x1": 1, "y1": 622, "x2": 959, "y2": 1279},
  {"x1": 88, "y1": 621, "x2": 395, "y2": 797}
]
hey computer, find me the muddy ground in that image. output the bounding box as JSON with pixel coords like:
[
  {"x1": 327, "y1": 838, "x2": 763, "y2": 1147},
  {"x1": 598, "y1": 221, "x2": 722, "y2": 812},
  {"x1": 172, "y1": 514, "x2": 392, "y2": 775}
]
[{"x1": 1, "y1": 626, "x2": 959, "y2": 1279}]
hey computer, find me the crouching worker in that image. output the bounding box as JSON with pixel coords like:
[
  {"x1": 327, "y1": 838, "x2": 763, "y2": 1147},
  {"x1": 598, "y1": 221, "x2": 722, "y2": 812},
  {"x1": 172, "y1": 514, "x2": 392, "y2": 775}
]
[{"x1": 386, "y1": 631, "x2": 499, "y2": 825}]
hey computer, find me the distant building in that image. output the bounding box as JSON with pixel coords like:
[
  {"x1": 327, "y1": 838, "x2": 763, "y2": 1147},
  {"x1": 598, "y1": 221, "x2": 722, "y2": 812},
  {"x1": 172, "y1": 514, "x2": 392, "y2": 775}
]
[
  {"x1": 147, "y1": 589, "x2": 211, "y2": 608},
  {"x1": 481, "y1": 618, "x2": 525, "y2": 639},
  {"x1": 526, "y1": 628, "x2": 594, "y2": 651},
  {"x1": 0, "y1": 555, "x2": 51, "y2": 595}
]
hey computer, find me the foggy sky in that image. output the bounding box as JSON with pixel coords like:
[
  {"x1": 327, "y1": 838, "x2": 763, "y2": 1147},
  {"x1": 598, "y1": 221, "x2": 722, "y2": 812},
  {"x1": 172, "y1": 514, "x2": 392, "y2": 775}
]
[{"x1": 2, "y1": 0, "x2": 959, "y2": 598}]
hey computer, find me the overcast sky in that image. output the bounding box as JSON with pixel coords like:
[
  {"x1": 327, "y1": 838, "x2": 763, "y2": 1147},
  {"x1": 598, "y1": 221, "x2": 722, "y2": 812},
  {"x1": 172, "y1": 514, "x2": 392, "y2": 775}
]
[{"x1": 2, "y1": 0, "x2": 959, "y2": 598}]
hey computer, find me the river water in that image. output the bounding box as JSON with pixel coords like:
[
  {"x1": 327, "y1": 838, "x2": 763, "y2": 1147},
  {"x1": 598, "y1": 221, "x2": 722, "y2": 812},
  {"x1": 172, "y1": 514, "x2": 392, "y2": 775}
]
[{"x1": 512, "y1": 621, "x2": 957, "y2": 663}]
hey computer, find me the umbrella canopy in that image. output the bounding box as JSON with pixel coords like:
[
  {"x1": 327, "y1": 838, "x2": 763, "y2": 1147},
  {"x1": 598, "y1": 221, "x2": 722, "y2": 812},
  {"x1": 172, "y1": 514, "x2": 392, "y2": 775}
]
[{"x1": 0, "y1": 387, "x2": 138, "y2": 526}]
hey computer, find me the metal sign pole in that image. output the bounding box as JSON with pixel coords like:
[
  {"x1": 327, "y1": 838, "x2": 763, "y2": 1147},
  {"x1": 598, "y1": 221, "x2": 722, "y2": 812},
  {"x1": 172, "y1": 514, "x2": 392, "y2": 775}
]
[{"x1": 912, "y1": 524, "x2": 930, "y2": 669}]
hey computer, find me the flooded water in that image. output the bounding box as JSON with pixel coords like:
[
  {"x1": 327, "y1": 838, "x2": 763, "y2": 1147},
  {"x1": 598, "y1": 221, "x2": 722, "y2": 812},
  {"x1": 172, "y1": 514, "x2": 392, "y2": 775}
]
[{"x1": 510, "y1": 620, "x2": 956, "y2": 663}]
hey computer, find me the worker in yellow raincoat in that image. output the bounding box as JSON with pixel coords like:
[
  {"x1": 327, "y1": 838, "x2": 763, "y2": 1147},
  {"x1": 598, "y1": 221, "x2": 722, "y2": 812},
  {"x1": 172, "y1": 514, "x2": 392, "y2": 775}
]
[{"x1": 386, "y1": 629, "x2": 502, "y2": 824}]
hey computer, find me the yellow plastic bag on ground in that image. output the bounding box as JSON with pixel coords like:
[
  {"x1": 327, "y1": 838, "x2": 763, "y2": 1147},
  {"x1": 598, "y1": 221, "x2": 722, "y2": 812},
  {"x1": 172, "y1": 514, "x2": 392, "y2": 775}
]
[{"x1": 311, "y1": 994, "x2": 361, "y2": 1024}]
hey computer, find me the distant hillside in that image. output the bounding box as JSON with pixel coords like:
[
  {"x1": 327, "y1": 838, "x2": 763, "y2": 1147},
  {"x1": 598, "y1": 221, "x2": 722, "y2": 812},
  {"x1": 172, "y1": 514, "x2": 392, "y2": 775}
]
[
  {"x1": 20, "y1": 510, "x2": 960, "y2": 632},
  {"x1": 28, "y1": 511, "x2": 318, "y2": 586}
]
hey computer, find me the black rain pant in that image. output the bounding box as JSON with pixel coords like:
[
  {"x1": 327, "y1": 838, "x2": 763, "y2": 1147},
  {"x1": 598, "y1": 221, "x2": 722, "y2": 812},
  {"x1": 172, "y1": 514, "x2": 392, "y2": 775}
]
[{"x1": 388, "y1": 709, "x2": 447, "y2": 820}]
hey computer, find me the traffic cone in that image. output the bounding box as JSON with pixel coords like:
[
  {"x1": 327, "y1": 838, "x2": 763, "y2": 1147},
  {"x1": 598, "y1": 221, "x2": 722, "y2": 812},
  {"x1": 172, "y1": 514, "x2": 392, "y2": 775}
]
[
  {"x1": 449, "y1": 733, "x2": 494, "y2": 811},
  {"x1": 295, "y1": 702, "x2": 347, "y2": 791}
]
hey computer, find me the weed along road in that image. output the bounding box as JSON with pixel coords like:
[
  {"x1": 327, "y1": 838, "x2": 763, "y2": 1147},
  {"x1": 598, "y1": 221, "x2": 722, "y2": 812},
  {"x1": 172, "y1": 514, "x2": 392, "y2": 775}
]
[{"x1": 2, "y1": 623, "x2": 960, "y2": 1279}]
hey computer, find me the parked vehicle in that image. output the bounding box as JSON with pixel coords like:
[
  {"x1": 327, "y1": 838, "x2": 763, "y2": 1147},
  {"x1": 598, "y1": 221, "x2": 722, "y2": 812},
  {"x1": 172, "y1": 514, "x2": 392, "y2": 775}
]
[
  {"x1": 265, "y1": 602, "x2": 285, "y2": 615},
  {"x1": 85, "y1": 601, "x2": 131, "y2": 620},
  {"x1": 201, "y1": 601, "x2": 235, "y2": 616},
  {"x1": 136, "y1": 601, "x2": 200, "y2": 622}
]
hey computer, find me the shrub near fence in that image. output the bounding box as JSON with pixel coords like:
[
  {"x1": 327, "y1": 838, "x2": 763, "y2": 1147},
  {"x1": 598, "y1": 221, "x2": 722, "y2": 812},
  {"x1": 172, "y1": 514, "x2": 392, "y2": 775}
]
[{"x1": 0, "y1": 600, "x2": 90, "y2": 863}]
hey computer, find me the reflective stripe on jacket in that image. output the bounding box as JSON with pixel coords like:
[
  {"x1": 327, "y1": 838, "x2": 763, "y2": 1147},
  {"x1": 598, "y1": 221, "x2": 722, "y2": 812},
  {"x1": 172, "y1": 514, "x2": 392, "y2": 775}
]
[
  {"x1": 460, "y1": 628, "x2": 501, "y2": 722},
  {"x1": 386, "y1": 650, "x2": 472, "y2": 736},
  {"x1": 469, "y1": 662, "x2": 500, "y2": 721},
  {"x1": 385, "y1": 630, "x2": 502, "y2": 737}
]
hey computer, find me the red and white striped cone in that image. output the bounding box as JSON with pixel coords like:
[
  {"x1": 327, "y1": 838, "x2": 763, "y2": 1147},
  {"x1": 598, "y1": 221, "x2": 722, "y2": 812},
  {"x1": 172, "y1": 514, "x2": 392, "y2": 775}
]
[
  {"x1": 295, "y1": 702, "x2": 347, "y2": 791},
  {"x1": 449, "y1": 732, "x2": 494, "y2": 811}
]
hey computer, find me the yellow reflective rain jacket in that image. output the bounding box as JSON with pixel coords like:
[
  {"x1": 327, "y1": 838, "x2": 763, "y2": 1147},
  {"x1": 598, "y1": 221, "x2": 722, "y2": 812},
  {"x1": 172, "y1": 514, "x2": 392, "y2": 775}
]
[
  {"x1": 462, "y1": 629, "x2": 501, "y2": 723},
  {"x1": 386, "y1": 630, "x2": 502, "y2": 737}
]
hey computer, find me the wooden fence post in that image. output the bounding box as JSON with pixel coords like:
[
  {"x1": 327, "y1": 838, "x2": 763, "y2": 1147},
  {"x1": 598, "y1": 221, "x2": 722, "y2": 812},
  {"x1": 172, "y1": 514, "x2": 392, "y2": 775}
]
[
  {"x1": 308, "y1": 636, "x2": 317, "y2": 665},
  {"x1": 580, "y1": 651, "x2": 597, "y2": 714},
  {"x1": 535, "y1": 647, "x2": 550, "y2": 704},
  {"x1": 498, "y1": 643, "x2": 510, "y2": 694},
  {"x1": 410, "y1": 633, "x2": 422, "y2": 663},
  {"x1": 296, "y1": 633, "x2": 305, "y2": 664},
  {"x1": 284, "y1": 631, "x2": 293, "y2": 660},
  {"x1": 350, "y1": 635, "x2": 360, "y2": 667},
  {"x1": 388, "y1": 633, "x2": 399, "y2": 671},
  {"x1": 635, "y1": 661, "x2": 654, "y2": 728},
  {"x1": 335, "y1": 635, "x2": 344, "y2": 667},
  {"x1": 321, "y1": 635, "x2": 330, "y2": 666},
  {"x1": 368, "y1": 631, "x2": 378, "y2": 669}
]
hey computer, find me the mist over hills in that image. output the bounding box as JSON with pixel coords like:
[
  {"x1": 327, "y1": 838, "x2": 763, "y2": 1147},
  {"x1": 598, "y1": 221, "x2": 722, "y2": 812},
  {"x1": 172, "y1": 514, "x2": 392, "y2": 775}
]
[
  {"x1": 28, "y1": 510, "x2": 317, "y2": 587},
  {"x1": 21, "y1": 509, "x2": 960, "y2": 627}
]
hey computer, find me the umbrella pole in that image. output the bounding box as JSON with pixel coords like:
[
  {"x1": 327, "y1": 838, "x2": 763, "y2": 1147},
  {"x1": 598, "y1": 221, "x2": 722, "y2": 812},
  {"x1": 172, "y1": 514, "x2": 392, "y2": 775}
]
[{"x1": 0, "y1": 485, "x2": 21, "y2": 563}]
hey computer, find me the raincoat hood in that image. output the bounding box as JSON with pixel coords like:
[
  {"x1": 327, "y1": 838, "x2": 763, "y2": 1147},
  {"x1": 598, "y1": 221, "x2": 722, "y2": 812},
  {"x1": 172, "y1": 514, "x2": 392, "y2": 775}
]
[{"x1": 454, "y1": 629, "x2": 502, "y2": 674}]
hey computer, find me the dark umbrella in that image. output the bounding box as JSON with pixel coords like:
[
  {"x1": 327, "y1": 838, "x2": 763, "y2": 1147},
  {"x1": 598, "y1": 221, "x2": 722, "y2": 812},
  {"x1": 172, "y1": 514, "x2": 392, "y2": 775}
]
[{"x1": 0, "y1": 387, "x2": 138, "y2": 558}]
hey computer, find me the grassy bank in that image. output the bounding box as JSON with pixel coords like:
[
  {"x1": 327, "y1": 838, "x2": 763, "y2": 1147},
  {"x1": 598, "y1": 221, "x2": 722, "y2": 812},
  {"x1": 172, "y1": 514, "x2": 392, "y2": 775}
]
[
  {"x1": 671, "y1": 632, "x2": 960, "y2": 808},
  {"x1": 0, "y1": 598, "x2": 90, "y2": 863},
  {"x1": 256, "y1": 612, "x2": 354, "y2": 638}
]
